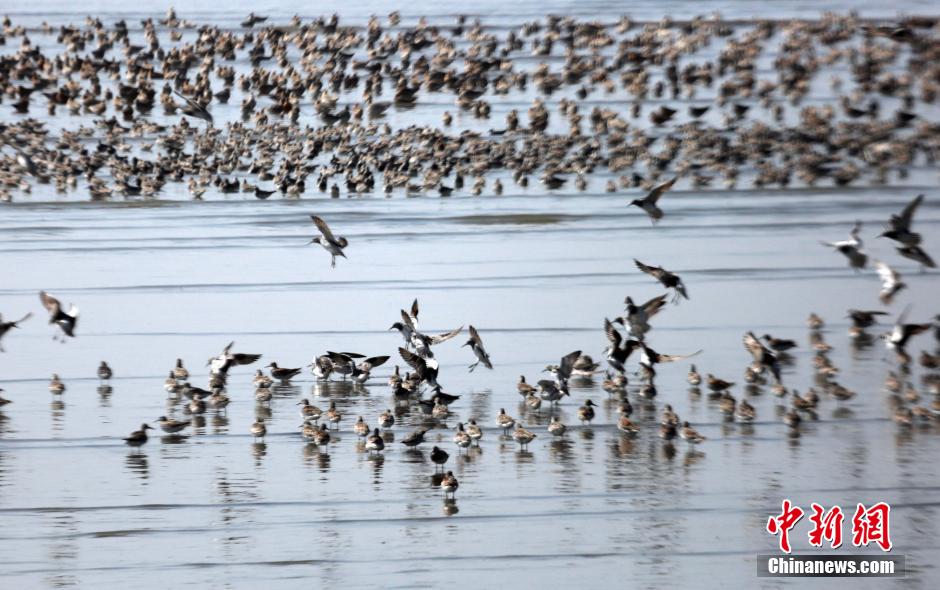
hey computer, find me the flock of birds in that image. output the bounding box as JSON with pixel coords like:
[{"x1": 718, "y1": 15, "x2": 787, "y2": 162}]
[
  {"x1": 1, "y1": 190, "x2": 938, "y2": 501},
  {"x1": 0, "y1": 11, "x2": 939, "y2": 504},
  {"x1": 0, "y1": 11, "x2": 939, "y2": 203}
]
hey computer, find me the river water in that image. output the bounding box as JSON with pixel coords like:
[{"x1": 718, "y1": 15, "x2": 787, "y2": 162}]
[{"x1": 1, "y1": 2, "x2": 939, "y2": 588}]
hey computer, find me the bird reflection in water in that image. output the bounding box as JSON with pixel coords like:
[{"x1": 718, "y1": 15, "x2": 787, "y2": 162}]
[
  {"x1": 97, "y1": 385, "x2": 113, "y2": 407},
  {"x1": 251, "y1": 442, "x2": 267, "y2": 462},
  {"x1": 125, "y1": 452, "x2": 149, "y2": 481},
  {"x1": 190, "y1": 415, "x2": 207, "y2": 432},
  {"x1": 50, "y1": 400, "x2": 65, "y2": 432},
  {"x1": 211, "y1": 413, "x2": 230, "y2": 434},
  {"x1": 442, "y1": 498, "x2": 459, "y2": 516}
]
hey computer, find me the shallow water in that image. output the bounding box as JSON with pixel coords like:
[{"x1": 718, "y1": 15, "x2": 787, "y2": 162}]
[{"x1": 2, "y1": 2, "x2": 940, "y2": 589}]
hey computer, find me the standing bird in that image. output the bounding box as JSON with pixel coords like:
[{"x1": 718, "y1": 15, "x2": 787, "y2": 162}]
[
  {"x1": 634, "y1": 259, "x2": 689, "y2": 302},
  {"x1": 97, "y1": 361, "x2": 113, "y2": 383},
  {"x1": 820, "y1": 221, "x2": 867, "y2": 270},
  {"x1": 628, "y1": 176, "x2": 678, "y2": 223},
  {"x1": 365, "y1": 428, "x2": 385, "y2": 454},
  {"x1": 308, "y1": 215, "x2": 348, "y2": 268},
  {"x1": 679, "y1": 421, "x2": 706, "y2": 444},
  {"x1": 0, "y1": 312, "x2": 32, "y2": 351},
  {"x1": 463, "y1": 325, "x2": 493, "y2": 372},
  {"x1": 39, "y1": 291, "x2": 79, "y2": 340},
  {"x1": 440, "y1": 471, "x2": 459, "y2": 499},
  {"x1": 266, "y1": 362, "x2": 302, "y2": 383},
  {"x1": 123, "y1": 423, "x2": 153, "y2": 450},
  {"x1": 578, "y1": 400, "x2": 598, "y2": 425},
  {"x1": 875, "y1": 261, "x2": 906, "y2": 305},
  {"x1": 250, "y1": 420, "x2": 267, "y2": 441}
]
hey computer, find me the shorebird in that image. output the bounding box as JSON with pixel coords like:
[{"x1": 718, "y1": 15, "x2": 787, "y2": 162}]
[
  {"x1": 463, "y1": 325, "x2": 493, "y2": 372},
  {"x1": 0, "y1": 311, "x2": 32, "y2": 351},
  {"x1": 618, "y1": 406, "x2": 639, "y2": 434},
  {"x1": 879, "y1": 193, "x2": 923, "y2": 246},
  {"x1": 441, "y1": 471, "x2": 459, "y2": 499},
  {"x1": 634, "y1": 259, "x2": 689, "y2": 302},
  {"x1": 512, "y1": 423, "x2": 537, "y2": 449},
  {"x1": 885, "y1": 307, "x2": 932, "y2": 365},
  {"x1": 496, "y1": 408, "x2": 516, "y2": 434},
  {"x1": 353, "y1": 416, "x2": 370, "y2": 437},
  {"x1": 762, "y1": 334, "x2": 797, "y2": 352},
  {"x1": 39, "y1": 291, "x2": 78, "y2": 340},
  {"x1": 517, "y1": 375, "x2": 537, "y2": 398},
  {"x1": 400, "y1": 427, "x2": 429, "y2": 447},
  {"x1": 325, "y1": 401, "x2": 342, "y2": 430},
  {"x1": 250, "y1": 420, "x2": 266, "y2": 441},
  {"x1": 398, "y1": 347, "x2": 440, "y2": 389},
  {"x1": 578, "y1": 399, "x2": 597, "y2": 424},
  {"x1": 736, "y1": 399, "x2": 757, "y2": 422},
  {"x1": 155, "y1": 416, "x2": 190, "y2": 434},
  {"x1": 808, "y1": 313, "x2": 825, "y2": 330},
  {"x1": 253, "y1": 370, "x2": 274, "y2": 389},
  {"x1": 378, "y1": 409, "x2": 395, "y2": 430},
  {"x1": 266, "y1": 362, "x2": 302, "y2": 384},
  {"x1": 173, "y1": 91, "x2": 213, "y2": 125},
  {"x1": 548, "y1": 416, "x2": 567, "y2": 437},
  {"x1": 208, "y1": 342, "x2": 261, "y2": 376},
  {"x1": 707, "y1": 374, "x2": 734, "y2": 392},
  {"x1": 164, "y1": 372, "x2": 180, "y2": 396},
  {"x1": 679, "y1": 421, "x2": 706, "y2": 444},
  {"x1": 621, "y1": 294, "x2": 668, "y2": 339},
  {"x1": 874, "y1": 261, "x2": 906, "y2": 305},
  {"x1": 173, "y1": 359, "x2": 189, "y2": 380},
  {"x1": 308, "y1": 215, "x2": 348, "y2": 268},
  {"x1": 313, "y1": 424, "x2": 331, "y2": 446},
  {"x1": 351, "y1": 355, "x2": 390, "y2": 383},
  {"x1": 604, "y1": 319, "x2": 642, "y2": 373},
  {"x1": 743, "y1": 332, "x2": 782, "y2": 382},
  {"x1": 97, "y1": 361, "x2": 112, "y2": 383},
  {"x1": 820, "y1": 220, "x2": 867, "y2": 270},
  {"x1": 639, "y1": 342, "x2": 702, "y2": 372},
  {"x1": 365, "y1": 428, "x2": 385, "y2": 454},
  {"x1": 687, "y1": 364, "x2": 701, "y2": 385},
  {"x1": 466, "y1": 419, "x2": 483, "y2": 445},
  {"x1": 896, "y1": 244, "x2": 936, "y2": 270},
  {"x1": 123, "y1": 423, "x2": 152, "y2": 450},
  {"x1": 391, "y1": 310, "x2": 462, "y2": 358},
  {"x1": 453, "y1": 423, "x2": 472, "y2": 451},
  {"x1": 628, "y1": 176, "x2": 677, "y2": 223},
  {"x1": 49, "y1": 374, "x2": 65, "y2": 395}
]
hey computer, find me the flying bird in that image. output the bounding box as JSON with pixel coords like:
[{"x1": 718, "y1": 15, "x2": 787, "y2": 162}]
[
  {"x1": 820, "y1": 221, "x2": 867, "y2": 270},
  {"x1": 874, "y1": 260, "x2": 906, "y2": 305},
  {"x1": 398, "y1": 347, "x2": 440, "y2": 389},
  {"x1": 885, "y1": 306, "x2": 932, "y2": 365},
  {"x1": 173, "y1": 91, "x2": 213, "y2": 125},
  {"x1": 880, "y1": 194, "x2": 923, "y2": 246},
  {"x1": 628, "y1": 176, "x2": 678, "y2": 223},
  {"x1": 0, "y1": 311, "x2": 32, "y2": 352},
  {"x1": 208, "y1": 341, "x2": 262, "y2": 375},
  {"x1": 39, "y1": 291, "x2": 78, "y2": 340},
  {"x1": 308, "y1": 215, "x2": 348, "y2": 268},
  {"x1": 603, "y1": 318, "x2": 641, "y2": 373},
  {"x1": 621, "y1": 294, "x2": 668, "y2": 339},
  {"x1": 634, "y1": 259, "x2": 689, "y2": 302},
  {"x1": 742, "y1": 331, "x2": 781, "y2": 383},
  {"x1": 462, "y1": 325, "x2": 493, "y2": 372}
]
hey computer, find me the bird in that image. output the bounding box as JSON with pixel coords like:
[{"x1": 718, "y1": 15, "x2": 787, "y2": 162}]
[
  {"x1": 548, "y1": 416, "x2": 567, "y2": 437},
  {"x1": 325, "y1": 401, "x2": 342, "y2": 429},
  {"x1": 453, "y1": 423, "x2": 472, "y2": 451},
  {"x1": 378, "y1": 409, "x2": 395, "y2": 430},
  {"x1": 123, "y1": 423, "x2": 153, "y2": 450},
  {"x1": 351, "y1": 355, "x2": 390, "y2": 383},
  {"x1": 308, "y1": 215, "x2": 348, "y2": 268},
  {"x1": 392, "y1": 310, "x2": 463, "y2": 358},
  {"x1": 618, "y1": 406, "x2": 639, "y2": 434},
  {"x1": 848, "y1": 309, "x2": 888, "y2": 329},
  {"x1": 250, "y1": 420, "x2": 266, "y2": 441},
  {"x1": 628, "y1": 176, "x2": 677, "y2": 223},
  {"x1": 762, "y1": 334, "x2": 797, "y2": 353},
  {"x1": 896, "y1": 244, "x2": 936, "y2": 270},
  {"x1": 0, "y1": 312, "x2": 32, "y2": 352},
  {"x1": 155, "y1": 416, "x2": 190, "y2": 434},
  {"x1": 517, "y1": 375, "x2": 537, "y2": 397},
  {"x1": 512, "y1": 423, "x2": 537, "y2": 449},
  {"x1": 266, "y1": 362, "x2": 302, "y2": 383},
  {"x1": 820, "y1": 221, "x2": 867, "y2": 270},
  {"x1": 687, "y1": 364, "x2": 701, "y2": 385},
  {"x1": 603, "y1": 319, "x2": 642, "y2": 373},
  {"x1": 49, "y1": 374, "x2": 65, "y2": 395},
  {"x1": 634, "y1": 259, "x2": 689, "y2": 302},
  {"x1": 354, "y1": 416, "x2": 370, "y2": 437},
  {"x1": 743, "y1": 333, "x2": 782, "y2": 383},
  {"x1": 173, "y1": 91, "x2": 213, "y2": 125},
  {"x1": 400, "y1": 427, "x2": 429, "y2": 447},
  {"x1": 578, "y1": 399, "x2": 597, "y2": 424},
  {"x1": 885, "y1": 307, "x2": 932, "y2": 365},
  {"x1": 879, "y1": 193, "x2": 923, "y2": 246},
  {"x1": 707, "y1": 374, "x2": 734, "y2": 392},
  {"x1": 639, "y1": 342, "x2": 702, "y2": 371},
  {"x1": 97, "y1": 361, "x2": 113, "y2": 383},
  {"x1": 679, "y1": 421, "x2": 706, "y2": 444},
  {"x1": 622, "y1": 294, "x2": 668, "y2": 339},
  {"x1": 466, "y1": 419, "x2": 483, "y2": 445},
  {"x1": 398, "y1": 347, "x2": 440, "y2": 389},
  {"x1": 462, "y1": 325, "x2": 493, "y2": 372},
  {"x1": 875, "y1": 261, "x2": 906, "y2": 305},
  {"x1": 440, "y1": 471, "x2": 459, "y2": 499},
  {"x1": 172, "y1": 359, "x2": 189, "y2": 380},
  {"x1": 365, "y1": 428, "x2": 385, "y2": 454},
  {"x1": 208, "y1": 342, "x2": 262, "y2": 376},
  {"x1": 496, "y1": 408, "x2": 515, "y2": 434},
  {"x1": 39, "y1": 291, "x2": 79, "y2": 340}
]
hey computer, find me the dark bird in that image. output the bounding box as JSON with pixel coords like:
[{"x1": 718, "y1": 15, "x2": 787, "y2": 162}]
[
  {"x1": 267, "y1": 362, "x2": 302, "y2": 383},
  {"x1": 0, "y1": 311, "x2": 32, "y2": 351},
  {"x1": 123, "y1": 423, "x2": 152, "y2": 450},
  {"x1": 462, "y1": 325, "x2": 493, "y2": 371},
  {"x1": 208, "y1": 341, "x2": 262, "y2": 375},
  {"x1": 308, "y1": 215, "x2": 348, "y2": 268},
  {"x1": 761, "y1": 334, "x2": 798, "y2": 352},
  {"x1": 430, "y1": 445, "x2": 449, "y2": 470},
  {"x1": 885, "y1": 307, "x2": 932, "y2": 365},
  {"x1": 398, "y1": 347, "x2": 440, "y2": 388},
  {"x1": 603, "y1": 318, "x2": 641, "y2": 373},
  {"x1": 880, "y1": 194, "x2": 923, "y2": 246},
  {"x1": 401, "y1": 427, "x2": 429, "y2": 447},
  {"x1": 628, "y1": 177, "x2": 677, "y2": 223},
  {"x1": 896, "y1": 244, "x2": 936, "y2": 270},
  {"x1": 39, "y1": 291, "x2": 78, "y2": 339},
  {"x1": 621, "y1": 294, "x2": 668, "y2": 339},
  {"x1": 241, "y1": 13, "x2": 268, "y2": 27},
  {"x1": 848, "y1": 309, "x2": 888, "y2": 328},
  {"x1": 634, "y1": 259, "x2": 689, "y2": 302},
  {"x1": 743, "y1": 331, "x2": 781, "y2": 382}
]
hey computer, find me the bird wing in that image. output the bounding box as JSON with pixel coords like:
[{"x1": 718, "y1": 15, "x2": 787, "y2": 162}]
[
  {"x1": 645, "y1": 176, "x2": 677, "y2": 205},
  {"x1": 363, "y1": 355, "x2": 390, "y2": 369},
  {"x1": 850, "y1": 220, "x2": 862, "y2": 242},
  {"x1": 656, "y1": 348, "x2": 703, "y2": 363},
  {"x1": 559, "y1": 350, "x2": 582, "y2": 379},
  {"x1": 222, "y1": 341, "x2": 235, "y2": 355},
  {"x1": 398, "y1": 347, "x2": 427, "y2": 372},
  {"x1": 641, "y1": 294, "x2": 668, "y2": 317},
  {"x1": 39, "y1": 291, "x2": 61, "y2": 316},
  {"x1": 894, "y1": 193, "x2": 923, "y2": 231},
  {"x1": 15, "y1": 312, "x2": 33, "y2": 324},
  {"x1": 410, "y1": 298, "x2": 419, "y2": 323},
  {"x1": 875, "y1": 260, "x2": 899, "y2": 288},
  {"x1": 399, "y1": 309, "x2": 416, "y2": 331},
  {"x1": 310, "y1": 215, "x2": 337, "y2": 242},
  {"x1": 633, "y1": 259, "x2": 664, "y2": 280},
  {"x1": 604, "y1": 318, "x2": 622, "y2": 347},
  {"x1": 173, "y1": 90, "x2": 207, "y2": 110},
  {"x1": 327, "y1": 351, "x2": 353, "y2": 365},
  {"x1": 338, "y1": 352, "x2": 367, "y2": 359},
  {"x1": 742, "y1": 331, "x2": 769, "y2": 363},
  {"x1": 894, "y1": 304, "x2": 911, "y2": 329},
  {"x1": 232, "y1": 353, "x2": 261, "y2": 365},
  {"x1": 469, "y1": 325, "x2": 484, "y2": 347},
  {"x1": 430, "y1": 325, "x2": 463, "y2": 344}
]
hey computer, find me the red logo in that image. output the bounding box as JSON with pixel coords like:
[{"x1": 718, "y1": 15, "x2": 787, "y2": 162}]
[
  {"x1": 766, "y1": 500, "x2": 891, "y2": 553},
  {"x1": 766, "y1": 499, "x2": 805, "y2": 554}
]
